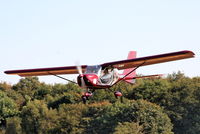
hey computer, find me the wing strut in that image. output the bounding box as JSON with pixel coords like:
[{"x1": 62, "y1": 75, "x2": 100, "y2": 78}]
[
  {"x1": 112, "y1": 61, "x2": 146, "y2": 86},
  {"x1": 48, "y1": 72, "x2": 77, "y2": 84}
]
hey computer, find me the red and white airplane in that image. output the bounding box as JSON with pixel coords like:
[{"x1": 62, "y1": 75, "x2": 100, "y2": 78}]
[{"x1": 5, "y1": 50, "x2": 195, "y2": 103}]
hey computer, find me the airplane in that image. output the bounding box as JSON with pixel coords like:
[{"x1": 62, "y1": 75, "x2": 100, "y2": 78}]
[{"x1": 4, "y1": 50, "x2": 195, "y2": 103}]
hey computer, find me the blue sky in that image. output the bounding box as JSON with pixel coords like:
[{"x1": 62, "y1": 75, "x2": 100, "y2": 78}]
[{"x1": 0, "y1": 0, "x2": 199, "y2": 84}]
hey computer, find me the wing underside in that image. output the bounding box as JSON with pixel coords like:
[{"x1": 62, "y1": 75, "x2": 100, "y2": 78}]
[
  {"x1": 101, "y1": 50, "x2": 195, "y2": 70},
  {"x1": 5, "y1": 65, "x2": 87, "y2": 77},
  {"x1": 5, "y1": 50, "x2": 194, "y2": 77}
]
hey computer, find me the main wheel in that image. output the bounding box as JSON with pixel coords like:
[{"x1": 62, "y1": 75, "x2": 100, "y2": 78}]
[
  {"x1": 81, "y1": 95, "x2": 87, "y2": 104},
  {"x1": 114, "y1": 91, "x2": 122, "y2": 98}
]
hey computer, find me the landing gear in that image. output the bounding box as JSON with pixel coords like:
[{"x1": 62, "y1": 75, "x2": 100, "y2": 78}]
[
  {"x1": 81, "y1": 91, "x2": 93, "y2": 104},
  {"x1": 81, "y1": 95, "x2": 87, "y2": 104},
  {"x1": 114, "y1": 91, "x2": 123, "y2": 103},
  {"x1": 114, "y1": 91, "x2": 122, "y2": 98},
  {"x1": 81, "y1": 90, "x2": 123, "y2": 104}
]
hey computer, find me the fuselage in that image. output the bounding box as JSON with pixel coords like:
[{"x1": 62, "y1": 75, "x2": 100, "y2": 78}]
[{"x1": 77, "y1": 65, "x2": 119, "y2": 89}]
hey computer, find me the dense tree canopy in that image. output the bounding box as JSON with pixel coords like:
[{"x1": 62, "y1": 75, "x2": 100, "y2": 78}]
[
  {"x1": 0, "y1": 72, "x2": 199, "y2": 134},
  {"x1": 0, "y1": 91, "x2": 19, "y2": 128}
]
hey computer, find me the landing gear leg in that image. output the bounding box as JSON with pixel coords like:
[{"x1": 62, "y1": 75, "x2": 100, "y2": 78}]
[
  {"x1": 81, "y1": 89, "x2": 93, "y2": 104},
  {"x1": 120, "y1": 96, "x2": 123, "y2": 103},
  {"x1": 81, "y1": 95, "x2": 87, "y2": 104}
]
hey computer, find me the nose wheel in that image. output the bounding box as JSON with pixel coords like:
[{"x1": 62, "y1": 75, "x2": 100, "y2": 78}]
[
  {"x1": 81, "y1": 91, "x2": 93, "y2": 104},
  {"x1": 81, "y1": 95, "x2": 87, "y2": 104}
]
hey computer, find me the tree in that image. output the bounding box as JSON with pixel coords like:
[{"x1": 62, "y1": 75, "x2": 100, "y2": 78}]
[
  {"x1": 5, "y1": 117, "x2": 22, "y2": 134},
  {"x1": 56, "y1": 104, "x2": 88, "y2": 134},
  {"x1": 128, "y1": 72, "x2": 200, "y2": 134},
  {"x1": 21, "y1": 100, "x2": 59, "y2": 134},
  {"x1": 0, "y1": 91, "x2": 19, "y2": 127},
  {"x1": 34, "y1": 83, "x2": 52, "y2": 100},
  {"x1": 48, "y1": 93, "x2": 81, "y2": 109},
  {"x1": 167, "y1": 76, "x2": 200, "y2": 134},
  {"x1": 13, "y1": 77, "x2": 40, "y2": 91},
  {"x1": 1, "y1": 72, "x2": 199, "y2": 134},
  {"x1": 128, "y1": 78, "x2": 171, "y2": 106},
  {"x1": 86, "y1": 100, "x2": 173, "y2": 134},
  {"x1": 0, "y1": 82, "x2": 12, "y2": 91},
  {"x1": 113, "y1": 122, "x2": 143, "y2": 134},
  {"x1": 12, "y1": 77, "x2": 41, "y2": 99}
]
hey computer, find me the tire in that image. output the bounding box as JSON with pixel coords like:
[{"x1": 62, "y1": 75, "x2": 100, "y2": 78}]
[{"x1": 82, "y1": 96, "x2": 87, "y2": 104}]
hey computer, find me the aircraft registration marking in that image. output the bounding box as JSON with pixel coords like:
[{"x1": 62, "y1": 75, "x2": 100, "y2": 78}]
[{"x1": 118, "y1": 64, "x2": 124, "y2": 67}]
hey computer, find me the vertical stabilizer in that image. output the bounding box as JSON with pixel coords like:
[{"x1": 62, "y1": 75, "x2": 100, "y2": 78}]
[{"x1": 122, "y1": 51, "x2": 137, "y2": 84}]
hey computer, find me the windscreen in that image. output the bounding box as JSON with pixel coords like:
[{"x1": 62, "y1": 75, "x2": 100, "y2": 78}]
[{"x1": 85, "y1": 65, "x2": 102, "y2": 75}]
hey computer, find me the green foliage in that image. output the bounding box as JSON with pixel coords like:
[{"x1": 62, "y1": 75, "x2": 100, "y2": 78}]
[
  {"x1": 51, "y1": 83, "x2": 81, "y2": 96},
  {"x1": 0, "y1": 91, "x2": 19, "y2": 126},
  {"x1": 129, "y1": 78, "x2": 171, "y2": 106},
  {"x1": 6, "y1": 117, "x2": 22, "y2": 134},
  {"x1": 111, "y1": 81, "x2": 138, "y2": 98},
  {"x1": 0, "y1": 73, "x2": 199, "y2": 133},
  {"x1": 21, "y1": 100, "x2": 59, "y2": 134},
  {"x1": 34, "y1": 83, "x2": 52, "y2": 100},
  {"x1": 113, "y1": 122, "x2": 143, "y2": 134},
  {"x1": 0, "y1": 82, "x2": 11, "y2": 91},
  {"x1": 12, "y1": 77, "x2": 41, "y2": 100},
  {"x1": 55, "y1": 104, "x2": 88, "y2": 134},
  {"x1": 167, "y1": 76, "x2": 200, "y2": 134},
  {"x1": 5, "y1": 89, "x2": 25, "y2": 109},
  {"x1": 89, "y1": 90, "x2": 117, "y2": 103},
  {"x1": 89, "y1": 81, "x2": 136, "y2": 103},
  {"x1": 86, "y1": 100, "x2": 173, "y2": 134},
  {"x1": 13, "y1": 77, "x2": 40, "y2": 91},
  {"x1": 130, "y1": 72, "x2": 200, "y2": 134},
  {"x1": 48, "y1": 93, "x2": 80, "y2": 109}
]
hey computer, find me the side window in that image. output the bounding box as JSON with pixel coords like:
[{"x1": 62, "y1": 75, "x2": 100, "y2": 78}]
[{"x1": 100, "y1": 67, "x2": 114, "y2": 84}]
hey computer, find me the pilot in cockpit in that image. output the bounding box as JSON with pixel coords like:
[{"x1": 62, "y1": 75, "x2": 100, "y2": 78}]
[{"x1": 100, "y1": 67, "x2": 113, "y2": 84}]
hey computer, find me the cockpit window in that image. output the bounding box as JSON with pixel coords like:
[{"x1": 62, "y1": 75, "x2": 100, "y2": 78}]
[{"x1": 85, "y1": 65, "x2": 102, "y2": 75}]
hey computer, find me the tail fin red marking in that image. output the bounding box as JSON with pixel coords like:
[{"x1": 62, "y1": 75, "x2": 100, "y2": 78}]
[{"x1": 122, "y1": 51, "x2": 137, "y2": 84}]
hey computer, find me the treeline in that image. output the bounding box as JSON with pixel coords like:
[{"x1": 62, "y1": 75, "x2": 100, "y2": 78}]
[{"x1": 0, "y1": 72, "x2": 200, "y2": 134}]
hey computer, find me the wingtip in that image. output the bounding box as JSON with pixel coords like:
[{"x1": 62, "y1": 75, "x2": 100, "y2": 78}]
[
  {"x1": 179, "y1": 50, "x2": 195, "y2": 58},
  {"x1": 183, "y1": 50, "x2": 195, "y2": 55},
  {"x1": 4, "y1": 70, "x2": 10, "y2": 74}
]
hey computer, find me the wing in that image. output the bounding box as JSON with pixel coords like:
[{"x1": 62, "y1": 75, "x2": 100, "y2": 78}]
[
  {"x1": 5, "y1": 65, "x2": 87, "y2": 77},
  {"x1": 5, "y1": 50, "x2": 195, "y2": 77},
  {"x1": 101, "y1": 50, "x2": 195, "y2": 70}
]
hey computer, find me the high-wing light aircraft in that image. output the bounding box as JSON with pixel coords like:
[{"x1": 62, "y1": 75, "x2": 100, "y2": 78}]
[{"x1": 5, "y1": 50, "x2": 195, "y2": 103}]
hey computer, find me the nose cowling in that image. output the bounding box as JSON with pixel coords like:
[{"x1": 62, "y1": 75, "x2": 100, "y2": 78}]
[{"x1": 77, "y1": 74, "x2": 98, "y2": 87}]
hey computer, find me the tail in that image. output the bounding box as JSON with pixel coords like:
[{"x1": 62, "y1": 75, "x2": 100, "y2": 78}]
[{"x1": 122, "y1": 51, "x2": 137, "y2": 84}]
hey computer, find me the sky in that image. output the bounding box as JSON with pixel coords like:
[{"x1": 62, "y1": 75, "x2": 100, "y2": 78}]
[{"x1": 0, "y1": 0, "x2": 199, "y2": 84}]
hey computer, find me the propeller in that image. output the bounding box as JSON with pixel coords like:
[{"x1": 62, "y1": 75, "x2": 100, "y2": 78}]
[
  {"x1": 76, "y1": 63, "x2": 83, "y2": 75},
  {"x1": 76, "y1": 62, "x2": 86, "y2": 89}
]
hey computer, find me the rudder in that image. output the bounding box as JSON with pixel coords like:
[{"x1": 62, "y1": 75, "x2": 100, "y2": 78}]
[{"x1": 122, "y1": 51, "x2": 137, "y2": 84}]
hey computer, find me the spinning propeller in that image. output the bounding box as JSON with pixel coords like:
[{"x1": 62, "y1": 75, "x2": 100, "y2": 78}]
[{"x1": 76, "y1": 63, "x2": 86, "y2": 88}]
